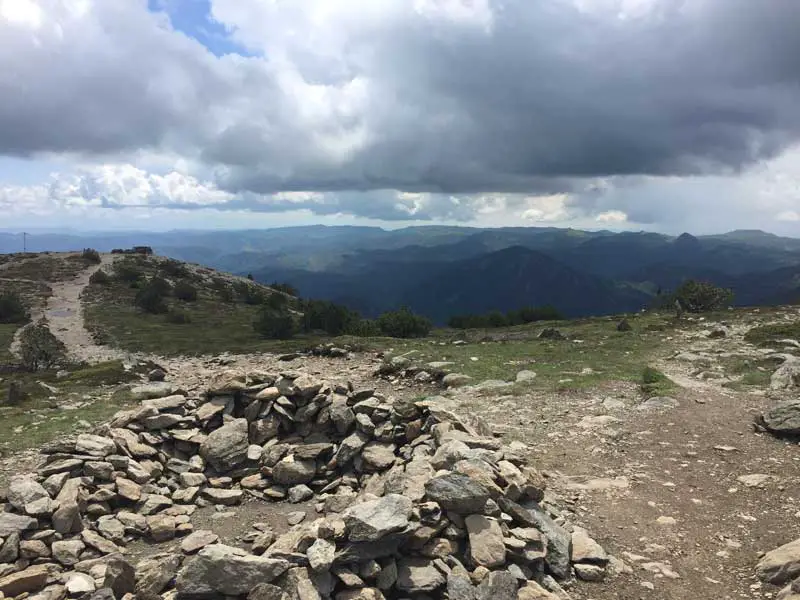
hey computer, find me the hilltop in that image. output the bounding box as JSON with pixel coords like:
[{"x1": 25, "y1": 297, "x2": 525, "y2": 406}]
[{"x1": 1, "y1": 250, "x2": 800, "y2": 599}]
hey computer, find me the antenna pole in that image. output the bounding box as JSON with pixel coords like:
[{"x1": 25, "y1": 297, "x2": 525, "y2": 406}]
[{"x1": 23, "y1": 232, "x2": 27, "y2": 253}]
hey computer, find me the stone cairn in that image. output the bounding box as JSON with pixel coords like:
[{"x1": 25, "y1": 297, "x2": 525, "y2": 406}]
[{"x1": 0, "y1": 369, "x2": 611, "y2": 600}]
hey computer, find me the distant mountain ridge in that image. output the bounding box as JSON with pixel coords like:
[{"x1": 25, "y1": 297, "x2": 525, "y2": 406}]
[{"x1": 2, "y1": 226, "x2": 799, "y2": 322}]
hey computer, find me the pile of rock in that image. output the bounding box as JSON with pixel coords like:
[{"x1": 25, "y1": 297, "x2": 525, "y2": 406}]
[{"x1": 0, "y1": 368, "x2": 610, "y2": 600}]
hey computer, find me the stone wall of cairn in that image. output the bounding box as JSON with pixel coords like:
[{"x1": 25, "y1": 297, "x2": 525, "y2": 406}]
[{"x1": 0, "y1": 369, "x2": 611, "y2": 600}]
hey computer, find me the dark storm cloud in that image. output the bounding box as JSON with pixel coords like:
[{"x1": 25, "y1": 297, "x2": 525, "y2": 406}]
[{"x1": 2, "y1": 0, "x2": 800, "y2": 201}]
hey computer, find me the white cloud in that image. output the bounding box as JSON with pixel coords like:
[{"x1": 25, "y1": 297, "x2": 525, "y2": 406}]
[
  {"x1": 0, "y1": 0, "x2": 43, "y2": 29},
  {"x1": 521, "y1": 194, "x2": 572, "y2": 222},
  {"x1": 596, "y1": 210, "x2": 628, "y2": 223}
]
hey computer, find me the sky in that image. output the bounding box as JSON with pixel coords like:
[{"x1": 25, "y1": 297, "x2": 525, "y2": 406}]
[{"x1": 1, "y1": 0, "x2": 800, "y2": 235}]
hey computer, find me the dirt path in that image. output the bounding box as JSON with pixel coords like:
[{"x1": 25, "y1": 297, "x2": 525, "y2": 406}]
[
  {"x1": 9, "y1": 254, "x2": 132, "y2": 364},
  {"x1": 441, "y1": 321, "x2": 799, "y2": 599}
]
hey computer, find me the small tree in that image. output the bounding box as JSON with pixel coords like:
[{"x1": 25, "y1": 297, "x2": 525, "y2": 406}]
[
  {"x1": 253, "y1": 307, "x2": 295, "y2": 339},
  {"x1": 173, "y1": 281, "x2": 198, "y2": 302},
  {"x1": 673, "y1": 280, "x2": 734, "y2": 313},
  {"x1": 19, "y1": 322, "x2": 67, "y2": 371},
  {"x1": 81, "y1": 248, "x2": 101, "y2": 264},
  {"x1": 377, "y1": 307, "x2": 432, "y2": 338},
  {"x1": 0, "y1": 291, "x2": 29, "y2": 324}
]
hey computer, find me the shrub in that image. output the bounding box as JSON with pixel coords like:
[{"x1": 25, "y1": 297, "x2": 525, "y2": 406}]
[
  {"x1": 253, "y1": 307, "x2": 295, "y2": 339},
  {"x1": 113, "y1": 262, "x2": 144, "y2": 285},
  {"x1": 19, "y1": 322, "x2": 67, "y2": 371},
  {"x1": 212, "y1": 280, "x2": 235, "y2": 303},
  {"x1": 159, "y1": 259, "x2": 190, "y2": 279},
  {"x1": 377, "y1": 307, "x2": 432, "y2": 338},
  {"x1": 347, "y1": 318, "x2": 382, "y2": 337},
  {"x1": 89, "y1": 270, "x2": 111, "y2": 285},
  {"x1": 173, "y1": 281, "x2": 198, "y2": 302},
  {"x1": 301, "y1": 299, "x2": 359, "y2": 336},
  {"x1": 165, "y1": 309, "x2": 192, "y2": 324},
  {"x1": 134, "y1": 279, "x2": 170, "y2": 315},
  {"x1": 0, "y1": 291, "x2": 29, "y2": 324},
  {"x1": 81, "y1": 248, "x2": 101, "y2": 264},
  {"x1": 640, "y1": 366, "x2": 673, "y2": 397},
  {"x1": 674, "y1": 280, "x2": 734, "y2": 313}
]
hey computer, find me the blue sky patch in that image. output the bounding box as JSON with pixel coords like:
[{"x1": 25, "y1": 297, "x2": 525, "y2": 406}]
[{"x1": 147, "y1": 0, "x2": 253, "y2": 57}]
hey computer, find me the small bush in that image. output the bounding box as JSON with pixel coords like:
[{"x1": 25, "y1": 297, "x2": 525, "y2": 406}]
[
  {"x1": 81, "y1": 248, "x2": 101, "y2": 264},
  {"x1": 19, "y1": 322, "x2": 67, "y2": 371},
  {"x1": 0, "y1": 291, "x2": 29, "y2": 324},
  {"x1": 673, "y1": 280, "x2": 734, "y2": 313},
  {"x1": 173, "y1": 281, "x2": 198, "y2": 302},
  {"x1": 113, "y1": 262, "x2": 144, "y2": 285},
  {"x1": 165, "y1": 309, "x2": 192, "y2": 324},
  {"x1": 347, "y1": 318, "x2": 382, "y2": 337},
  {"x1": 377, "y1": 307, "x2": 432, "y2": 338},
  {"x1": 640, "y1": 366, "x2": 673, "y2": 397},
  {"x1": 253, "y1": 307, "x2": 295, "y2": 339},
  {"x1": 160, "y1": 259, "x2": 190, "y2": 279},
  {"x1": 89, "y1": 270, "x2": 111, "y2": 285},
  {"x1": 134, "y1": 279, "x2": 169, "y2": 315},
  {"x1": 301, "y1": 299, "x2": 359, "y2": 336}
]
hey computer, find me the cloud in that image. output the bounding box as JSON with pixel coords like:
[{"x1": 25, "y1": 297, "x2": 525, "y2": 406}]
[{"x1": 1, "y1": 0, "x2": 800, "y2": 205}]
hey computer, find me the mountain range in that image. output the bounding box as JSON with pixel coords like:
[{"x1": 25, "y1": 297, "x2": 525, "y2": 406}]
[{"x1": 2, "y1": 226, "x2": 799, "y2": 322}]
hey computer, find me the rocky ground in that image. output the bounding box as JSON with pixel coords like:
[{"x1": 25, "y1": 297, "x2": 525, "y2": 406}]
[{"x1": 3, "y1": 252, "x2": 800, "y2": 599}]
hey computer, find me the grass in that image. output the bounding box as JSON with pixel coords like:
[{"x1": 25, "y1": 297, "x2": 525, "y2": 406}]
[
  {"x1": 719, "y1": 355, "x2": 781, "y2": 390},
  {"x1": 640, "y1": 366, "x2": 677, "y2": 397},
  {"x1": 0, "y1": 361, "x2": 139, "y2": 455},
  {"x1": 743, "y1": 322, "x2": 800, "y2": 347},
  {"x1": 84, "y1": 256, "x2": 317, "y2": 356},
  {"x1": 0, "y1": 253, "x2": 91, "y2": 282},
  {"x1": 377, "y1": 312, "x2": 683, "y2": 393}
]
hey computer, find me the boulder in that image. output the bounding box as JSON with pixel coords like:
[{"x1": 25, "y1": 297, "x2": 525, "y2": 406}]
[
  {"x1": 465, "y1": 515, "x2": 506, "y2": 568},
  {"x1": 424, "y1": 473, "x2": 490, "y2": 514},
  {"x1": 176, "y1": 544, "x2": 291, "y2": 596},
  {"x1": 200, "y1": 418, "x2": 249, "y2": 472},
  {"x1": 273, "y1": 455, "x2": 317, "y2": 486},
  {"x1": 52, "y1": 540, "x2": 85, "y2": 566},
  {"x1": 7, "y1": 476, "x2": 50, "y2": 512},
  {"x1": 395, "y1": 558, "x2": 446, "y2": 593},
  {"x1": 0, "y1": 512, "x2": 38, "y2": 537},
  {"x1": 135, "y1": 553, "x2": 183, "y2": 597},
  {"x1": 0, "y1": 565, "x2": 50, "y2": 597},
  {"x1": 181, "y1": 530, "x2": 219, "y2": 554},
  {"x1": 344, "y1": 495, "x2": 413, "y2": 542},
  {"x1": 757, "y1": 538, "x2": 800, "y2": 585},
  {"x1": 761, "y1": 400, "x2": 800, "y2": 436}
]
